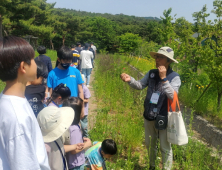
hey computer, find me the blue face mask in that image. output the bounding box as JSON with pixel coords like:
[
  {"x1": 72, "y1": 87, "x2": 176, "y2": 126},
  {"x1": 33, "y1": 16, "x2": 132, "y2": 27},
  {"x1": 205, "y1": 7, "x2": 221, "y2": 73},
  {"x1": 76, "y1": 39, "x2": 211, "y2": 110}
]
[{"x1": 60, "y1": 63, "x2": 71, "y2": 69}]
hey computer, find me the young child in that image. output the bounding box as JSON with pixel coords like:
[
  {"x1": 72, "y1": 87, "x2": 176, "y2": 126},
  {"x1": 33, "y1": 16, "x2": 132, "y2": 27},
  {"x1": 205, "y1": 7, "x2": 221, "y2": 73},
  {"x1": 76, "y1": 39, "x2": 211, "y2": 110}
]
[
  {"x1": 46, "y1": 83, "x2": 71, "y2": 107},
  {"x1": 0, "y1": 36, "x2": 50, "y2": 169},
  {"x1": 37, "y1": 106, "x2": 83, "y2": 170},
  {"x1": 80, "y1": 74, "x2": 91, "y2": 137},
  {"x1": 85, "y1": 139, "x2": 117, "y2": 170},
  {"x1": 25, "y1": 60, "x2": 48, "y2": 117},
  {"x1": 63, "y1": 97, "x2": 92, "y2": 170}
]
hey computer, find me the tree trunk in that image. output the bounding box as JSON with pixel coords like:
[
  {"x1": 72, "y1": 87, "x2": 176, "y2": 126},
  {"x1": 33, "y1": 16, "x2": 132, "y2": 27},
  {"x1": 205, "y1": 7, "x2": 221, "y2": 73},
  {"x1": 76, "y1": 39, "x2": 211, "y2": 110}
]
[
  {"x1": 0, "y1": 15, "x2": 3, "y2": 38},
  {"x1": 50, "y1": 39, "x2": 54, "y2": 50},
  {"x1": 4, "y1": 30, "x2": 8, "y2": 36},
  {"x1": 62, "y1": 36, "x2": 65, "y2": 46},
  {"x1": 217, "y1": 92, "x2": 222, "y2": 112}
]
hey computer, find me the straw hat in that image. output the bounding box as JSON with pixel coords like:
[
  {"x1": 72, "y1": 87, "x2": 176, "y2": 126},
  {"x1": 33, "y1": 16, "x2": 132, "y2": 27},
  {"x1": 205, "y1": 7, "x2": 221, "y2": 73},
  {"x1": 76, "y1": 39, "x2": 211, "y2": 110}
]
[
  {"x1": 37, "y1": 106, "x2": 74, "y2": 143},
  {"x1": 150, "y1": 47, "x2": 179, "y2": 63}
]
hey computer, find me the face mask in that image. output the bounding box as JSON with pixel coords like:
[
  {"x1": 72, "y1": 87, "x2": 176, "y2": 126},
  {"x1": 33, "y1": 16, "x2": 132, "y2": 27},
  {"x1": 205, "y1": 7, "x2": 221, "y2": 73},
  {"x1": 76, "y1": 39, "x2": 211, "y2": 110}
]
[{"x1": 60, "y1": 63, "x2": 71, "y2": 69}]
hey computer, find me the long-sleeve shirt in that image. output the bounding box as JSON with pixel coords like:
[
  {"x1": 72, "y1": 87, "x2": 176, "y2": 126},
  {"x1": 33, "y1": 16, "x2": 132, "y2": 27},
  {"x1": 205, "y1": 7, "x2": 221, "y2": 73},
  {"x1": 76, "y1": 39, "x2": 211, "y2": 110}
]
[{"x1": 128, "y1": 71, "x2": 181, "y2": 100}]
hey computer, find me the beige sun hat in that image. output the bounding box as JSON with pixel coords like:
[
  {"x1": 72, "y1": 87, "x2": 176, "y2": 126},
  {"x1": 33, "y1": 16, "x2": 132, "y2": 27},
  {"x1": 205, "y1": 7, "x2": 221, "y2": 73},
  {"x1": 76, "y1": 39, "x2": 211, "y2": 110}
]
[
  {"x1": 37, "y1": 106, "x2": 74, "y2": 143},
  {"x1": 150, "y1": 46, "x2": 179, "y2": 63}
]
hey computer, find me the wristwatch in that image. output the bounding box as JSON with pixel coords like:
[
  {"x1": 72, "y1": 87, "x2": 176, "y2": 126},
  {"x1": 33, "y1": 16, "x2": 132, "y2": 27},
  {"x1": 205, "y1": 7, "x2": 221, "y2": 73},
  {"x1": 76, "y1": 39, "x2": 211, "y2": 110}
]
[{"x1": 161, "y1": 78, "x2": 167, "y2": 82}]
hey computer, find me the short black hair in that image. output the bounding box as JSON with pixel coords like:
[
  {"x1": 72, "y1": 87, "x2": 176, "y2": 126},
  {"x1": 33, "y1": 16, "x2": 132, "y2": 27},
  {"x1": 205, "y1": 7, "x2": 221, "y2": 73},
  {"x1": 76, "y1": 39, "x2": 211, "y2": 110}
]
[
  {"x1": 76, "y1": 43, "x2": 81, "y2": 47},
  {"x1": 57, "y1": 46, "x2": 73, "y2": 60},
  {"x1": 63, "y1": 97, "x2": 83, "y2": 125},
  {"x1": 35, "y1": 60, "x2": 48, "y2": 79},
  {"x1": 0, "y1": 36, "x2": 34, "y2": 81},
  {"x1": 71, "y1": 44, "x2": 76, "y2": 49},
  {"x1": 37, "y1": 45, "x2": 46, "y2": 54},
  {"x1": 101, "y1": 139, "x2": 117, "y2": 155},
  {"x1": 84, "y1": 43, "x2": 89, "y2": 50},
  {"x1": 51, "y1": 83, "x2": 71, "y2": 101}
]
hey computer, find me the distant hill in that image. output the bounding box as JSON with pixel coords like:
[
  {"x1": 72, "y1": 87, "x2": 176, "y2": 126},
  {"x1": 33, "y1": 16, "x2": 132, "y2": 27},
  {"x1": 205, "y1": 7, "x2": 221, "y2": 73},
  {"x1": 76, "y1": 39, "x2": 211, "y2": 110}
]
[{"x1": 143, "y1": 17, "x2": 161, "y2": 21}]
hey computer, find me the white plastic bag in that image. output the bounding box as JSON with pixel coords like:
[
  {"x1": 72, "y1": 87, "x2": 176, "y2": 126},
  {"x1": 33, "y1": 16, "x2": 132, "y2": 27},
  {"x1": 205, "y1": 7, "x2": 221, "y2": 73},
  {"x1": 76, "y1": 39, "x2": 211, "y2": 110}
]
[{"x1": 167, "y1": 92, "x2": 188, "y2": 145}]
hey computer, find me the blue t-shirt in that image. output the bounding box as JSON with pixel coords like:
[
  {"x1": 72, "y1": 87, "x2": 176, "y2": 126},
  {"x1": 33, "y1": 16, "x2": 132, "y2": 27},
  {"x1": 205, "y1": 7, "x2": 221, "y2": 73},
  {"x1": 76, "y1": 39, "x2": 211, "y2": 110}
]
[{"x1": 47, "y1": 66, "x2": 84, "y2": 97}]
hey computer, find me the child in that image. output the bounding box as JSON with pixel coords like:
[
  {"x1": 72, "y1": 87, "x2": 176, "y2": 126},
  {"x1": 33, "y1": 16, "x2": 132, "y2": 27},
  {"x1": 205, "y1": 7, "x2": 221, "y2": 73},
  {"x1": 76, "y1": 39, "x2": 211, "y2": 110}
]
[
  {"x1": 85, "y1": 139, "x2": 117, "y2": 170},
  {"x1": 37, "y1": 106, "x2": 84, "y2": 170},
  {"x1": 80, "y1": 43, "x2": 94, "y2": 87},
  {"x1": 25, "y1": 60, "x2": 48, "y2": 117},
  {"x1": 63, "y1": 97, "x2": 92, "y2": 170},
  {"x1": 46, "y1": 83, "x2": 71, "y2": 107},
  {"x1": 47, "y1": 46, "x2": 84, "y2": 100},
  {"x1": 71, "y1": 44, "x2": 80, "y2": 70},
  {"x1": 0, "y1": 36, "x2": 50, "y2": 169},
  {"x1": 80, "y1": 74, "x2": 91, "y2": 137},
  {"x1": 35, "y1": 45, "x2": 52, "y2": 73}
]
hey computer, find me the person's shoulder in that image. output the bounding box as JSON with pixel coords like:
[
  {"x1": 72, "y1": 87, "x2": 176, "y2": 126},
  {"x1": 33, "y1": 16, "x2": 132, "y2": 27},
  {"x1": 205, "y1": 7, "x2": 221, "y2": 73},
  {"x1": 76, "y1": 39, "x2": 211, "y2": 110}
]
[{"x1": 0, "y1": 95, "x2": 34, "y2": 125}]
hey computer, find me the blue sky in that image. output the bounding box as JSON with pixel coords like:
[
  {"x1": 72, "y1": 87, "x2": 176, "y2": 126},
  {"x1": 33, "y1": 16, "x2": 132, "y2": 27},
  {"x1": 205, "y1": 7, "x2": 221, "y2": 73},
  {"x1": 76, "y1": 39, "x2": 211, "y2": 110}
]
[{"x1": 46, "y1": 0, "x2": 216, "y2": 23}]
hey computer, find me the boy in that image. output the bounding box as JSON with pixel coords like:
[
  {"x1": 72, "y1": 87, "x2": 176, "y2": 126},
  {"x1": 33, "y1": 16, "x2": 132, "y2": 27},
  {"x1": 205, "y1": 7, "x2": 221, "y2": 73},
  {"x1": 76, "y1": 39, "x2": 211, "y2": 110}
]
[
  {"x1": 35, "y1": 45, "x2": 52, "y2": 73},
  {"x1": 47, "y1": 46, "x2": 84, "y2": 100},
  {"x1": 85, "y1": 139, "x2": 117, "y2": 170},
  {"x1": 25, "y1": 60, "x2": 48, "y2": 117},
  {"x1": 0, "y1": 36, "x2": 50, "y2": 169},
  {"x1": 80, "y1": 43, "x2": 94, "y2": 87},
  {"x1": 71, "y1": 44, "x2": 81, "y2": 70}
]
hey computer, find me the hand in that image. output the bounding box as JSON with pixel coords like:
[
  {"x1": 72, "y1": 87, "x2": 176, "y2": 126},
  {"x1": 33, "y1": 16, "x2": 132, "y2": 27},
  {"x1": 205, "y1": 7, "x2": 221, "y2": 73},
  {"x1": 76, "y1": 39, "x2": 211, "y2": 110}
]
[
  {"x1": 120, "y1": 73, "x2": 131, "y2": 82},
  {"x1": 76, "y1": 143, "x2": 84, "y2": 150},
  {"x1": 158, "y1": 66, "x2": 167, "y2": 80},
  {"x1": 83, "y1": 137, "x2": 92, "y2": 148}
]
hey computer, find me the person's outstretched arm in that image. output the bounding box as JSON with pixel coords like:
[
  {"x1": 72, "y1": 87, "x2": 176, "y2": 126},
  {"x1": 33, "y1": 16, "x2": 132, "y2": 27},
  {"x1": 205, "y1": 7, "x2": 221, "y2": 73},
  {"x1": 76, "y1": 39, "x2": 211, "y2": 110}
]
[{"x1": 120, "y1": 71, "x2": 150, "y2": 90}]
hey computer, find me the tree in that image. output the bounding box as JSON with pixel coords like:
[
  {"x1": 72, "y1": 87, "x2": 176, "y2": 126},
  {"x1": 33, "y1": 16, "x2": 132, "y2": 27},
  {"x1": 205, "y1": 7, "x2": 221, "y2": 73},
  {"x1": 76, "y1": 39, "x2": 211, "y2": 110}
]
[{"x1": 117, "y1": 33, "x2": 142, "y2": 55}]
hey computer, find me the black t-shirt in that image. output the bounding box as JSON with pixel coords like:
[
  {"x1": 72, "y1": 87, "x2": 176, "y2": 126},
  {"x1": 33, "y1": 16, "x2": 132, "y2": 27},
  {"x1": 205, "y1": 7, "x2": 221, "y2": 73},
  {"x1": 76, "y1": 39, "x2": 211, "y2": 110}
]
[{"x1": 25, "y1": 85, "x2": 45, "y2": 117}]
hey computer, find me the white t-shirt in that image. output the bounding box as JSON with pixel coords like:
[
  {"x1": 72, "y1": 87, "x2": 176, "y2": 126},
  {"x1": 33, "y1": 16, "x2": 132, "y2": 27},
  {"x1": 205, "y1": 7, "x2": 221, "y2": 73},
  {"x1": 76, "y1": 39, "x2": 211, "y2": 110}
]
[
  {"x1": 80, "y1": 50, "x2": 94, "y2": 69},
  {"x1": 91, "y1": 45, "x2": 97, "y2": 52},
  {"x1": 0, "y1": 94, "x2": 50, "y2": 170}
]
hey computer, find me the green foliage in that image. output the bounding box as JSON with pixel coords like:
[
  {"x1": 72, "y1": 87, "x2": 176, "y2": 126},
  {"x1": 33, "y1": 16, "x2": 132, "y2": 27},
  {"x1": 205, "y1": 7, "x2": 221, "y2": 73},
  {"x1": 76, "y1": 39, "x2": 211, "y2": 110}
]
[
  {"x1": 90, "y1": 54, "x2": 222, "y2": 169},
  {"x1": 117, "y1": 33, "x2": 143, "y2": 55}
]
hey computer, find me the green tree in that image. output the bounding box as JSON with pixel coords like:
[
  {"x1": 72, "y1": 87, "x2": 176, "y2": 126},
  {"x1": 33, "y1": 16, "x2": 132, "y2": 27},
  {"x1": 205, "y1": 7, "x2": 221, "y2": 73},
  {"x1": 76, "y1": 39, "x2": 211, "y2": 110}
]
[{"x1": 117, "y1": 33, "x2": 143, "y2": 55}]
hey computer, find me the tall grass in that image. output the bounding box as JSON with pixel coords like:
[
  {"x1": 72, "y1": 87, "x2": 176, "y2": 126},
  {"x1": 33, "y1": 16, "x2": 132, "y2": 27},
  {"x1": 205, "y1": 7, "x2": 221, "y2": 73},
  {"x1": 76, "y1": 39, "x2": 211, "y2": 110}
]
[{"x1": 90, "y1": 54, "x2": 222, "y2": 169}]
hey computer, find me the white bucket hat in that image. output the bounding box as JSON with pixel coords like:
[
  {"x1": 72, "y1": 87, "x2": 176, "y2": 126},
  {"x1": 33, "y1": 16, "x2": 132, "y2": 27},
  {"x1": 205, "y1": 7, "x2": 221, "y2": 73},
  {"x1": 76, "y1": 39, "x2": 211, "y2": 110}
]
[
  {"x1": 150, "y1": 46, "x2": 179, "y2": 63},
  {"x1": 37, "y1": 106, "x2": 74, "y2": 143}
]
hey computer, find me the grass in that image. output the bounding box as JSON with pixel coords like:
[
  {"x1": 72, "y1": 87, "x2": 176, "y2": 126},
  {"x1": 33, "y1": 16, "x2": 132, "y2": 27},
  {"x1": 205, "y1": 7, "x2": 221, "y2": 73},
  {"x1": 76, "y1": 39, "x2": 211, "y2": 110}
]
[
  {"x1": 125, "y1": 55, "x2": 222, "y2": 130},
  {"x1": 35, "y1": 49, "x2": 57, "y2": 62},
  {"x1": 89, "y1": 54, "x2": 222, "y2": 170}
]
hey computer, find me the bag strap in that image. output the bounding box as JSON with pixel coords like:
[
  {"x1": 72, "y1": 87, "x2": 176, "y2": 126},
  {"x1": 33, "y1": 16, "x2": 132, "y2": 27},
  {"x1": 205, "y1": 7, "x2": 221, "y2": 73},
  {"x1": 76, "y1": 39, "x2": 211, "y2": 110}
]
[
  {"x1": 54, "y1": 141, "x2": 66, "y2": 170},
  {"x1": 168, "y1": 91, "x2": 180, "y2": 112}
]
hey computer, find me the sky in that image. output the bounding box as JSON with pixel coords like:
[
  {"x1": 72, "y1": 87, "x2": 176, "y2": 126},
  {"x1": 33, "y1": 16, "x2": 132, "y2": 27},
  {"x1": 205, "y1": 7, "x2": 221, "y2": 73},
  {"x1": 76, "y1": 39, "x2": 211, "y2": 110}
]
[{"x1": 46, "y1": 0, "x2": 216, "y2": 23}]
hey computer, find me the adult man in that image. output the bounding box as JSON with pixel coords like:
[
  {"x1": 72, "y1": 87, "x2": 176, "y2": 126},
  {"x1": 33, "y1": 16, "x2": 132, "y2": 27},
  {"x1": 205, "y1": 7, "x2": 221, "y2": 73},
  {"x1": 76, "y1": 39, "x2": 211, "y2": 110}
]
[
  {"x1": 120, "y1": 47, "x2": 181, "y2": 170},
  {"x1": 80, "y1": 43, "x2": 94, "y2": 87}
]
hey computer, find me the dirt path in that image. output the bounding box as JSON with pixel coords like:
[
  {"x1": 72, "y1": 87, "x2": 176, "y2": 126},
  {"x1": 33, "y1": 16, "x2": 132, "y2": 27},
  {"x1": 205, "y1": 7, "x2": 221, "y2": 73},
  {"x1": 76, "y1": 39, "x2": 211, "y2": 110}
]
[{"x1": 87, "y1": 68, "x2": 97, "y2": 130}]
